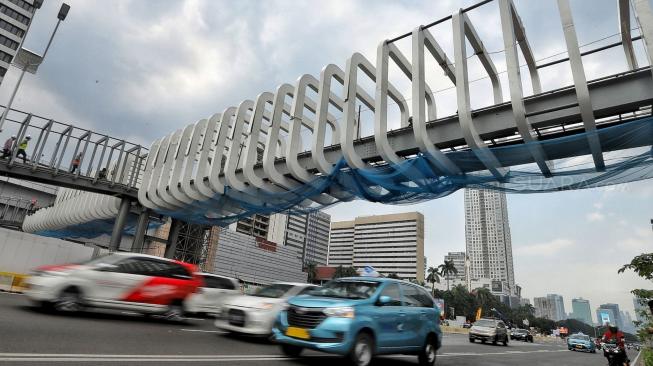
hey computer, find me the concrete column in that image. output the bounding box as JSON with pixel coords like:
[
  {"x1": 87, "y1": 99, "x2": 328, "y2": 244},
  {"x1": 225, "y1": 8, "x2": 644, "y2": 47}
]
[
  {"x1": 109, "y1": 197, "x2": 131, "y2": 251},
  {"x1": 131, "y1": 207, "x2": 149, "y2": 253},
  {"x1": 164, "y1": 218, "x2": 182, "y2": 259}
]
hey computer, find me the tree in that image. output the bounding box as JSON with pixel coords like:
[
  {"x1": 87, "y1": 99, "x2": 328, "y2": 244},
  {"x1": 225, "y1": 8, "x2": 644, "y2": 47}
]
[
  {"x1": 619, "y1": 252, "x2": 653, "y2": 364},
  {"x1": 386, "y1": 273, "x2": 400, "y2": 279},
  {"x1": 304, "y1": 261, "x2": 317, "y2": 284},
  {"x1": 333, "y1": 266, "x2": 358, "y2": 279},
  {"x1": 438, "y1": 260, "x2": 458, "y2": 291},
  {"x1": 426, "y1": 267, "x2": 441, "y2": 296}
]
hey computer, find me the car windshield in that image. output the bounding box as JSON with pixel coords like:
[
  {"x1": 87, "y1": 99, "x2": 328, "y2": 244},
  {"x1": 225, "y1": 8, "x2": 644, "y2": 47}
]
[
  {"x1": 79, "y1": 254, "x2": 123, "y2": 267},
  {"x1": 474, "y1": 319, "x2": 496, "y2": 327},
  {"x1": 514, "y1": 329, "x2": 527, "y2": 333},
  {"x1": 570, "y1": 334, "x2": 590, "y2": 341},
  {"x1": 307, "y1": 280, "x2": 379, "y2": 299},
  {"x1": 254, "y1": 284, "x2": 293, "y2": 298}
]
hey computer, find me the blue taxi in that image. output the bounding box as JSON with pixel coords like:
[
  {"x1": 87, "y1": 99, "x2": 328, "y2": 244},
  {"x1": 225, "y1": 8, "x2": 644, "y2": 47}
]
[
  {"x1": 272, "y1": 277, "x2": 442, "y2": 366},
  {"x1": 567, "y1": 332, "x2": 596, "y2": 353}
]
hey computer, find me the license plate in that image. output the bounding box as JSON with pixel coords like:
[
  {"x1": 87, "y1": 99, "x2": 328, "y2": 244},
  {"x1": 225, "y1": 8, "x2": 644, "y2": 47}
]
[
  {"x1": 576, "y1": 345, "x2": 583, "y2": 348},
  {"x1": 286, "y1": 326, "x2": 310, "y2": 340}
]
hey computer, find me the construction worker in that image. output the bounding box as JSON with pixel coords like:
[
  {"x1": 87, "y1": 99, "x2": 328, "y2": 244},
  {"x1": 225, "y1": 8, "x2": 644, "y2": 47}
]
[
  {"x1": 1, "y1": 135, "x2": 16, "y2": 159},
  {"x1": 16, "y1": 135, "x2": 31, "y2": 163},
  {"x1": 71, "y1": 152, "x2": 82, "y2": 173}
]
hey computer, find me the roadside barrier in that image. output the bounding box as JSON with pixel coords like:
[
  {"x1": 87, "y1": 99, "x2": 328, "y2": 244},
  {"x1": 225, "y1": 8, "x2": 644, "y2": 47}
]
[{"x1": 0, "y1": 271, "x2": 28, "y2": 293}]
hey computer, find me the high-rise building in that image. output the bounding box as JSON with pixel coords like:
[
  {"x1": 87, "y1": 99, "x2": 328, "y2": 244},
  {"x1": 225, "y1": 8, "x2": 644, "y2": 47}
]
[
  {"x1": 534, "y1": 296, "x2": 556, "y2": 320},
  {"x1": 571, "y1": 298, "x2": 593, "y2": 325},
  {"x1": 547, "y1": 294, "x2": 566, "y2": 321},
  {"x1": 0, "y1": 0, "x2": 40, "y2": 86},
  {"x1": 327, "y1": 220, "x2": 354, "y2": 267},
  {"x1": 599, "y1": 303, "x2": 624, "y2": 328},
  {"x1": 327, "y1": 212, "x2": 425, "y2": 282},
  {"x1": 597, "y1": 307, "x2": 617, "y2": 326},
  {"x1": 443, "y1": 251, "x2": 466, "y2": 281},
  {"x1": 284, "y1": 211, "x2": 331, "y2": 265},
  {"x1": 233, "y1": 213, "x2": 286, "y2": 245},
  {"x1": 464, "y1": 189, "x2": 515, "y2": 296}
]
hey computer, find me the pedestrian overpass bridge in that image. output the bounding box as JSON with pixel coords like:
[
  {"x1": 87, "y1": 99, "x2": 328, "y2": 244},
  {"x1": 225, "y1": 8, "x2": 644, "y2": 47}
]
[{"x1": 9, "y1": 0, "x2": 653, "y2": 252}]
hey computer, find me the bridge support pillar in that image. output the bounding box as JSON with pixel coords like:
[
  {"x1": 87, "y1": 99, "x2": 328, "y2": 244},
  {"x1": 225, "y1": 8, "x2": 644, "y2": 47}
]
[
  {"x1": 131, "y1": 208, "x2": 149, "y2": 253},
  {"x1": 109, "y1": 198, "x2": 131, "y2": 251},
  {"x1": 164, "y1": 218, "x2": 182, "y2": 259}
]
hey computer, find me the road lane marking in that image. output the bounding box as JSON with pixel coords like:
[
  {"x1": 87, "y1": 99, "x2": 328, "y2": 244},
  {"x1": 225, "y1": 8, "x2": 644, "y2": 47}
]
[
  {"x1": 179, "y1": 329, "x2": 226, "y2": 333},
  {"x1": 0, "y1": 349, "x2": 570, "y2": 363}
]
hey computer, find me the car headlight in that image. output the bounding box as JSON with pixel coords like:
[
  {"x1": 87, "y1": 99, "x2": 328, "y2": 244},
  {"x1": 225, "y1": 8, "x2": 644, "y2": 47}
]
[
  {"x1": 323, "y1": 306, "x2": 355, "y2": 318},
  {"x1": 258, "y1": 302, "x2": 275, "y2": 310}
]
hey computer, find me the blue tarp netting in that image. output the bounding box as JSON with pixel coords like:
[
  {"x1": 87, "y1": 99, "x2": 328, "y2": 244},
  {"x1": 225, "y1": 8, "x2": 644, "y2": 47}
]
[
  {"x1": 159, "y1": 116, "x2": 653, "y2": 226},
  {"x1": 39, "y1": 116, "x2": 653, "y2": 238}
]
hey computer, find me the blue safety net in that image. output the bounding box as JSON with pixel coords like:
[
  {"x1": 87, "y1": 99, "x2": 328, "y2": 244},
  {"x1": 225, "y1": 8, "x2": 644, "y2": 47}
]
[
  {"x1": 155, "y1": 115, "x2": 653, "y2": 227},
  {"x1": 36, "y1": 215, "x2": 163, "y2": 240}
]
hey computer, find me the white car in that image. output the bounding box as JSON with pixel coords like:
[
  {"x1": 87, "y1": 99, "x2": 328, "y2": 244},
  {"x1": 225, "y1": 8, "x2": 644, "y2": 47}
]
[
  {"x1": 184, "y1": 273, "x2": 240, "y2": 316},
  {"x1": 24, "y1": 253, "x2": 201, "y2": 319},
  {"x1": 215, "y1": 282, "x2": 316, "y2": 335}
]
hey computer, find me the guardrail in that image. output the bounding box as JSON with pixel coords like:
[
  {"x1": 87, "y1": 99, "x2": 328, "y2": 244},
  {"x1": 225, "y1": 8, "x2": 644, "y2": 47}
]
[{"x1": 0, "y1": 106, "x2": 148, "y2": 191}]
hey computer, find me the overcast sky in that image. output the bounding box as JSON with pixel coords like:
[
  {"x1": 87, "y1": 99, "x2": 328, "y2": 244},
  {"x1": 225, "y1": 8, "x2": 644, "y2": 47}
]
[{"x1": 3, "y1": 0, "x2": 651, "y2": 319}]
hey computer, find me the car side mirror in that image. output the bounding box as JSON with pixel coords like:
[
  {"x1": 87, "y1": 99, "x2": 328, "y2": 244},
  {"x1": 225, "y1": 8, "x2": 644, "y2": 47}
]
[
  {"x1": 95, "y1": 263, "x2": 117, "y2": 271},
  {"x1": 377, "y1": 295, "x2": 392, "y2": 306}
]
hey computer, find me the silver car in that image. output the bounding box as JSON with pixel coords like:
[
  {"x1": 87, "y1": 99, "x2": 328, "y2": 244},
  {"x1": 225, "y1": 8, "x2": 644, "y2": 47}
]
[
  {"x1": 215, "y1": 282, "x2": 316, "y2": 336},
  {"x1": 184, "y1": 273, "x2": 240, "y2": 316},
  {"x1": 469, "y1": 318, "x2": 509, "y2": 346}
]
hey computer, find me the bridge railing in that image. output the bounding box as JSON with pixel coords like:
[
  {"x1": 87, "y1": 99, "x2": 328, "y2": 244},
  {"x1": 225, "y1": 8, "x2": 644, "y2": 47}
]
[{"x1": 0, "y1": 107, "x2": 148, "y2": 190}]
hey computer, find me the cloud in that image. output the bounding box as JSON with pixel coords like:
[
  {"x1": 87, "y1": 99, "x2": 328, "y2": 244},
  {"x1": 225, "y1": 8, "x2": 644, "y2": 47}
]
[
  {"x1": 514, "y1": 238, "x2": 575, "y2": 256},
  {"x1": 586, "y1": 212, "x2": 605, "y2": 222}
]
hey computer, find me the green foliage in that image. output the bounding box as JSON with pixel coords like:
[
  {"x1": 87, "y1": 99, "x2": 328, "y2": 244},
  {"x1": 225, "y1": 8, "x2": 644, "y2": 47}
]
[
  {"x1": 618, "y1": 253, "x2": 653, "y2": 280},
  {"x1": 333, "y1": 265, "x2": 358, "y2": 279},
  {"x1": 438, "y1": 260, "x2": 458, "y2": 291},
  {"x1": 619, "y1": 252, "x2": 653, "y2": 351},
  {"x1": 304, "y1": 261, "x2": 317, "y2": 284},
  {"x1": 426, "y1": 266, "x2": 441, "y2": 296}
]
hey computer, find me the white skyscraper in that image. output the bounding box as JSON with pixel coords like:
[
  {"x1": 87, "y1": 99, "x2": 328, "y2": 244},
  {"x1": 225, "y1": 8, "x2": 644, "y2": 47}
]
[{"x1": 464, "y1": 189, "x2": 515, "y2": 295}]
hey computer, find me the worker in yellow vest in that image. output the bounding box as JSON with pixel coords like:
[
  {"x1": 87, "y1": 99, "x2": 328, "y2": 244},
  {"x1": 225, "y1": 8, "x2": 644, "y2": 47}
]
[{"x1": 16, "y1": 135, "x2": 31, "y2": 163}]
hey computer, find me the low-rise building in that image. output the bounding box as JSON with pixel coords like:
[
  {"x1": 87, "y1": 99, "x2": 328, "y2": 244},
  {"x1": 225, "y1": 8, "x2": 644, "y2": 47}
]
[{"x1": 211, "y1": 227, "x2": 307, "y2": 286}]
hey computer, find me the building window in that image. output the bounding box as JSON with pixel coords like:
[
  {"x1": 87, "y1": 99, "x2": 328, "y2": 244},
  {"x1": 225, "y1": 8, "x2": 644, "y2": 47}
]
[
  {"x1": 0, "y1": 19, "x2": 25, "y2": 37},
  {"x1": 0, "y1": 34, "x2": 18, "y2": 50},
  {"x1": 0, "y1": 66, "x2": 6, "y2": 77},
  {"x1": 7, "y1": 0, "x2": 34, "y2": 13},
  {"x1": 0, "y1": 4, "x2": 30, "y2": 25},
  {"x1": 0, "y1": 50, "x2": 12, "y2": 63}
]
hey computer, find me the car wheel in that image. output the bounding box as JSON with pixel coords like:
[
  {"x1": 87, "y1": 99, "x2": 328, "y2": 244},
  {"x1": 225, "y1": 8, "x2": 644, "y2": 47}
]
[
  {"x1": 503, "y1": 335, "x2": 508, "y2": 346},
  {"x1": 163, "y1": 302, "x2": 185, "y2": 322},
  {"x1": 469, "y1": 337, "x2": 475, "y2": 343},
  {"x1": 418, "y1": 335, "x2": 437, "y2": 366},
  {"x1": 54, "y1": 287, "x2": 83, "y2": 313},
  {"x1": 492, "y1": 335, "x2": 498, "y2": 345},
  {"x1": 280, "y1": 344, "x2": 303, "y2": 357},
  {"x1": 348, "y1": 332, "x2": 374, "y2": 366},
  {"x1": 481, "y1": 339, "x2": 486, "y2": 344}
]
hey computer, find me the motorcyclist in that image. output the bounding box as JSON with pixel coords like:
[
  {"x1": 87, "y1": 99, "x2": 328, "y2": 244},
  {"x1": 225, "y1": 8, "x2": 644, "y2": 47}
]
[{"x1": 602, "y1": 324, "x2": 629, "y2": 365}]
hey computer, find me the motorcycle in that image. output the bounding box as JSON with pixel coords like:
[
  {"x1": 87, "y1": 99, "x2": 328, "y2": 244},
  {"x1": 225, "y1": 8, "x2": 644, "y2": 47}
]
[{"x1": 602, "y1": 342, "x2": 629, "y2": 366}]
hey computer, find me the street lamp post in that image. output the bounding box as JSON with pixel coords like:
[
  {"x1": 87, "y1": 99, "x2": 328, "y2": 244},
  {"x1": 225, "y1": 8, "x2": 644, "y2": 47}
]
[{"x1": 0, "y1": 3, "x2": 70, "y2": 132}]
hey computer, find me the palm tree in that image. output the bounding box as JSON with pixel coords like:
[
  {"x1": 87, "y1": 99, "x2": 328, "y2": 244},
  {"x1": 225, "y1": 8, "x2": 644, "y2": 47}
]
[
  {"x1": 438, "y1": 260, "x2": 458, "y2": 291},
  {"x1": 426, "y1": 266, "x2": 441, "y2": 296}
]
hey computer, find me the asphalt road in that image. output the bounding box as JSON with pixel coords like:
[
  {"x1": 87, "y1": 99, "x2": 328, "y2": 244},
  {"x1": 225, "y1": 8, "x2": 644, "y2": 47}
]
[{"x1": 0, "y1": 292, "x2": 627, "y2": 365}]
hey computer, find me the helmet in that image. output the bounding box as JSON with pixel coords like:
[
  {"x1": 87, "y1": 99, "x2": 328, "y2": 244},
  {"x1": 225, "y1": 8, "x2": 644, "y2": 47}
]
[
  {"x1": 11, "y1": 135, "x2": 16, "y2": 139},
  {"x1": 609, "y1": 325, "x2": 618, "y2": 333},
  {"x1": 25, "y1": 135, "x2": 31, "y2": 139}
]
